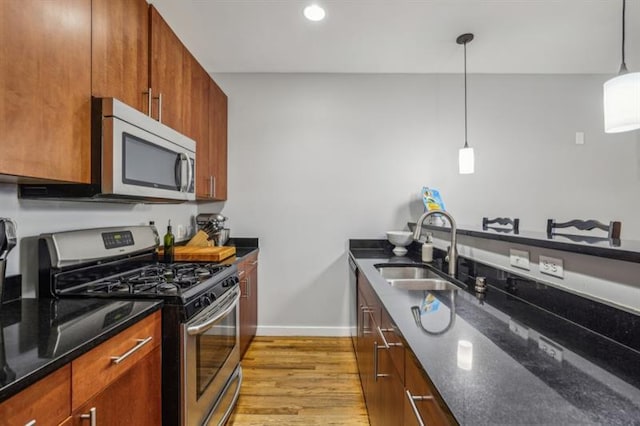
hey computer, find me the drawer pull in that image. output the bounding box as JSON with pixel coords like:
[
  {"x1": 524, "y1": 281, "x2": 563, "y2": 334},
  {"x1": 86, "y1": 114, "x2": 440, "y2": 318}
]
[
  {"x1": 110, "y1": 336, "x2": 153, "y2": 365},
  {"x1": 80, "y1": 407, "x2": 97, "y2": 426},
  {"x1": 405, "y1": 390, "x2": 433, "y2": 426},
  {"x1": 377, "y1": 327, "x2": 403, "y2": 348},
  {"x1": 25, "y1": 421, "x2": 36, "y2": 426}
]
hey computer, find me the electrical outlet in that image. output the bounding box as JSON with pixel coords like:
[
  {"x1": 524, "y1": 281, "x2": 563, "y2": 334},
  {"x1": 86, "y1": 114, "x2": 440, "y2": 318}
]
[
  {"x1": 509, "y1": 249, "x2": 530, "y2": 270},
  {"x1": 539, "y1": 255, "x2": 564, "y2": 278},
  {"x1": 538, "y1": 335, "x2": 563, "y2": 362},
  {"x1": 575, "y1": 131, "x2": 585, "y2": 145},
  {"x1": 508, "y1": 319, "x2": 529, "y2": 340}
]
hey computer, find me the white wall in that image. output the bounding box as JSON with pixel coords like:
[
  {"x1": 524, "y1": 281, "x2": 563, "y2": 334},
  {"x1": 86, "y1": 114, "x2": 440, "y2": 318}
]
[
  {"x1": 0, "y1": 183, "x2": 197, "y2": 296},
  {"x1": 205, "y1": 73, "x2": 640, "y2": 335}
]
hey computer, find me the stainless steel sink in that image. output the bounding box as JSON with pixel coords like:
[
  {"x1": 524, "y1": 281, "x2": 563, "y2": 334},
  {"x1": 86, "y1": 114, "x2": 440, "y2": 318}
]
[
  {"x1": 375, "y1": 265, "x2": 459, "y2": 291},
  {"x1": 387, "y1": 279, "x2": 458, "y2": 291}
]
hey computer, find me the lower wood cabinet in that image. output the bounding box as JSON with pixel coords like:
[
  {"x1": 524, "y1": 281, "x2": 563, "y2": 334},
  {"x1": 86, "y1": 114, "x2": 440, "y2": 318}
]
[
  {"x1": 404, "y1": 350, "x2": 455, "y2": 426},
  {"x1": 0, "y1": 311, "x2": 161, "y2": 426},
  {"x1": 61, "y1": 346, "x2": 161, "y2": 426},
  {"x1": 355, "y1": 273, "x2": 455, "y2": 426},
  {"x1": 239, "y1": 251, "x2": 259, "y2": 358}
]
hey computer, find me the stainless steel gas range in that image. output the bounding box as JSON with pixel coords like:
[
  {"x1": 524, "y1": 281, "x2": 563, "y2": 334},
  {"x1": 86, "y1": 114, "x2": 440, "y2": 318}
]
[{"x1": 38, "y1": 225, "x2": 242, "y2": 426}]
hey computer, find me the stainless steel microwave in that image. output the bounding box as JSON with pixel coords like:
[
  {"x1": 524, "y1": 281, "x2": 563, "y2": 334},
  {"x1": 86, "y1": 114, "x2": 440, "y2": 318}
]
[{"x1": 20, "y1": 98, "x2": 196, "y2": 203}]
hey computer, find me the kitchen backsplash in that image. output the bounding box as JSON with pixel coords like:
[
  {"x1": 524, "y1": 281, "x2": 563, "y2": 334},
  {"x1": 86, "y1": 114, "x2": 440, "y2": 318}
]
[{"x1": 0, "y1": 183, "x2": 197, "y2": 296}]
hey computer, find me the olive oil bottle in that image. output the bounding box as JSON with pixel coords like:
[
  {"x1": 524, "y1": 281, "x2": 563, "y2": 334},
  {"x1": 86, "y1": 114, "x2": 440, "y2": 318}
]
[{"x1": 163, "y1": 220, "x2": 175, "y2": 263}]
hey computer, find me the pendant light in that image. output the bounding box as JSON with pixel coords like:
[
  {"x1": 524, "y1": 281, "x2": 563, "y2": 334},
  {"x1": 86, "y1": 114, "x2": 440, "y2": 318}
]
[
  {"x1": 457, "y1": 33, "x2": 475, "y2": 174},
  {"x1": 603, "y1": 0, "x2": 640, "y2": 133}
]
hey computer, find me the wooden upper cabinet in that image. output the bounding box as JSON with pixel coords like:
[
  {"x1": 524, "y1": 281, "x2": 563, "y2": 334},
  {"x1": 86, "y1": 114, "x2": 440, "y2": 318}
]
[
  {"x1": 0, "y1": 0, "x2": 91, "y2": 183},
  {"x1": 91, "y1": 0, "x2": 149, "y2": 114},
  {"x1": 207, "y1": 79, "x2": 228, "y2": 200},
  {"x1": 149, "y1": 6, "x2": 188, "y2": 134},
  {"x1": 189, "y1": 56, "x2": 211, "y2": 199}
]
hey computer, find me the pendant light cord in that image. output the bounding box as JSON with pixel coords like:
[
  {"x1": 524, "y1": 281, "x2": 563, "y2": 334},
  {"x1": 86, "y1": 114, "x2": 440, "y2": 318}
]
[
  {"x1": 621, "y1": 0, "x2": 628, "y2": 73},
  {"x1": 464, "y1": 41, "x2": 468, "y2": 148}
]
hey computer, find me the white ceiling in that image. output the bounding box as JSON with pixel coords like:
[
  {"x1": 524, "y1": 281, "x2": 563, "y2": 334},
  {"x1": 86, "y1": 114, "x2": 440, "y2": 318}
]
[{"x1": 149, "y1": 0, "x2": 640, "y2": 74}]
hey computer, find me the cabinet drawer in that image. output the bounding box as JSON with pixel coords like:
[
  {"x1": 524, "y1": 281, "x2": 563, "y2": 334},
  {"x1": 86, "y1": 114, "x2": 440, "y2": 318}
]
[
  {"x1": 404, "y1": 351, "x2": 455, "y2": 426},
  {"x1": 379, "y1": 309, "x2": 404, "y2": 380},
  {"x1": 71, "y1": 311, "x2": 161, "y2": 410},
  {"x1": 0, "y1": 365, "x2": 71, "y2": 426}
]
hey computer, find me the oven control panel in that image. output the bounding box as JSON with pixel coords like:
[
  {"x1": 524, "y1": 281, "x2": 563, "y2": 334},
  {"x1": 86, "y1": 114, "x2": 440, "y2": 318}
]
[{"x1": 102, "y1": 231, "x2": 135, "y2": 249}]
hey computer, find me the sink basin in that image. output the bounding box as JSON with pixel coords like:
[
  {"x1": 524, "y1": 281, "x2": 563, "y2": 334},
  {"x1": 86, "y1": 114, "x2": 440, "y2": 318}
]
[
  {"x1": 387, "y1": 279, "x2": 458, "y2": 291},
  {"x1": 375, "y1": 265, "x2": 442, "y2": 280},
  {"x1": 375, "y1": 265, "x2": 459, "y2": 291}
]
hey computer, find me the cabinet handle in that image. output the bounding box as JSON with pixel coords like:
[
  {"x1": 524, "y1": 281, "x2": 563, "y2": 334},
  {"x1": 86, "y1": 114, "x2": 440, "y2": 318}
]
[
  {"x1": 240, "y1": 277, "x2": 249, "y2": 299},
  {"x1": 151, "y1": 93, "x2": 163, "y2": 122},
  {"x1": 247, "y1": 276, "x2": 251, "y2": 298},
  {"x1": 24, "y1": 420, "x2": 36, "y2": 426},
  {"x1": 110, "y1": 336, "x2": 153, "y2": 365},
  {"x1": 80, "y1": 407, "x2": 97, "y2": 426},
  {"x1": 251, "y1": 261, "x2": 258, "y2": 266},
  {"x1": 377, "y1": 327, "x2": 403, "y2": 348},
  {"x1": 405, "y1": 390, "x2": 433, "y2": 426},
  {"x1": 373, "y1": 341, "x2": 389, "y2": 382},
  {"x1": 209, "y1": 176, "x2": 214, "y2": 198},
  {"x1": 238, "y1": 271, "x2": 246, "y2": 278},
  {"x1": 361, "y1": 307, "x2": 372, "y2": 334},
  {"x1": 144, "y1": 88, "x2": 152, "y2": 117},
  {"x1": 212, "y1": 175, "x2": 216, "y2": 198}
]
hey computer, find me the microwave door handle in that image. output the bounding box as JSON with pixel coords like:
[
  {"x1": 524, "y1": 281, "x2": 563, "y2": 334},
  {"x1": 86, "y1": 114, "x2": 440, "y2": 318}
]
[
  {"x1": 178, "y1": 153, "x2": 189, "y2": 192},
  {"x1": 186, "y1": 155, "x2": 193, "y2": 193}
]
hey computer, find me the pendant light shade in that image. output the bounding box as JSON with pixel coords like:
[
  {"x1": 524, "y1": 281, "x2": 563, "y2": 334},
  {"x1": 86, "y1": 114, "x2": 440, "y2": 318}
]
[
  {"x1": 457, "y1": 33, "x2": 475, "y2": 174},
  {"x1": 604, "y1": 0, "x2": 640, "y2": 133},
  {"x1": 458, "y1": 145, "x2": 475, "y2": 174},
  {"x1": 604, "y1": 72, "x2": 640, "y2": 133}
]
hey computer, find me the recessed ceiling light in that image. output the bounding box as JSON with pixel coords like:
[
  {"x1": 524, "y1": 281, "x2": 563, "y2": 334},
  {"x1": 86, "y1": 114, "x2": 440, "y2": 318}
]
[{"x1": 303, "y1": 4, "x2": 326, "y2": 22}]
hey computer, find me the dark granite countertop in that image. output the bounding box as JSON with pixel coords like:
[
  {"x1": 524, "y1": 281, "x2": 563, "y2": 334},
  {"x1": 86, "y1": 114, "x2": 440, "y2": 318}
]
[
  {"x1": 0, "y1": 298, "x2": 163, "y2": 403},
  {"x1": 350, "y1": 244, "x2": 640, "y2": 425}
]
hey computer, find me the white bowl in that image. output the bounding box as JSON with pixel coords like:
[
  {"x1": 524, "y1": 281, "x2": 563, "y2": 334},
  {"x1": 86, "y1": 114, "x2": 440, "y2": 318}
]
[{"x1": 386, "y1": 231, "x2": 413, "y2": 256}]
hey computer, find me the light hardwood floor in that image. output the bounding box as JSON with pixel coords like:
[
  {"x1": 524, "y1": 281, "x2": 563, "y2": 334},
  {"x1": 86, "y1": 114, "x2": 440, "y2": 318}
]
[{"x1": 226, "y1": 337, "x2": 370, "y2": 425}]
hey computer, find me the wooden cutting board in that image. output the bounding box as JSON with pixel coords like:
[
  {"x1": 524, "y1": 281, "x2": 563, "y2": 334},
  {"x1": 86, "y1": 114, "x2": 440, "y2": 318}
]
[{"x1": 158, "y1": 246, "x2": 236, "y2": 262}]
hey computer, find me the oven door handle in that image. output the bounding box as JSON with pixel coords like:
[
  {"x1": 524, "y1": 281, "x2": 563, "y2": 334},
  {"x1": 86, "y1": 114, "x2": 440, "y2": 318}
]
[{"x1": 187, "y1": 288, "x2": 241, "y2": 335}]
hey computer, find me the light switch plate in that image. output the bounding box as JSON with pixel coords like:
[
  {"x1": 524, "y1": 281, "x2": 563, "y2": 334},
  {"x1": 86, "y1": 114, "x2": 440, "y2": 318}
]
[
  {"x1": 539, "y1": 255, "x2": 564, "y2": 278},
  {"x1": 509, "y1": 249, "x2": 530, "y2": 270}
]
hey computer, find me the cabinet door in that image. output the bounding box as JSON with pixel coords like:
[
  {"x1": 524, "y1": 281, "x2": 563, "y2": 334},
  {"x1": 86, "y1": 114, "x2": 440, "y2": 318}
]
[
  {"x1": 208, "y1": 79, "x2": 228, "y2": 200},
  {"x1": 149, "y1": 6, "x2": 187, "y2": 133},
  {"x1": 92, "y1": 0, "x2": 149, "y2": 114},
  {"x1": 247, "y1": 258, "x2": 259, "y2": 345},
  {"x1": 238, "y1": 252, "x2": 258, "y2": 358},
  {"x1": 374, "y1": 331, "x2": 404, "y2": 426},
  {"x1": 0, "y1": 0, "x2": 91, "y2": 183},
  {"x1": 190, "y1": 57, "x2": 211, "y2": 199},
  {"x1": 0, "y1": 365, "x2": 71, "y2": 426},
  {"x1": 67, "y1": 347, "x2": 162, "y2": 426}
]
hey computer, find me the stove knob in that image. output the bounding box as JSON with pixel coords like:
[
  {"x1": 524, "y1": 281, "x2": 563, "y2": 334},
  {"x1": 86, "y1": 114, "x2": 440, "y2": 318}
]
[{"x1": 202, "y1": 296, "x2": 212, "y2": 306}]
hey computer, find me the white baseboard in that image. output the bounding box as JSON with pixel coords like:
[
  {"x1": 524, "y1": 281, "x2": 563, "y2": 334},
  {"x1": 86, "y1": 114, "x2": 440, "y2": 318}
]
[{"x1": 256, "y1": 325, "x2": 355, "y2": 337}]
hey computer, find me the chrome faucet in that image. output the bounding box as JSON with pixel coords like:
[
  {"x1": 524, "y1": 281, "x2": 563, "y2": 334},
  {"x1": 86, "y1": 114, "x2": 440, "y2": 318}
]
[{"x1": 413, "y1": 210, "x2": 457, "y2": 277}]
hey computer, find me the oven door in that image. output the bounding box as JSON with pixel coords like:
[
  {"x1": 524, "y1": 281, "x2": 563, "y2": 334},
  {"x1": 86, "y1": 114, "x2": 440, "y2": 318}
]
[{"x1": 182, "y1": 286, "x2": 241, "y2": 426}]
